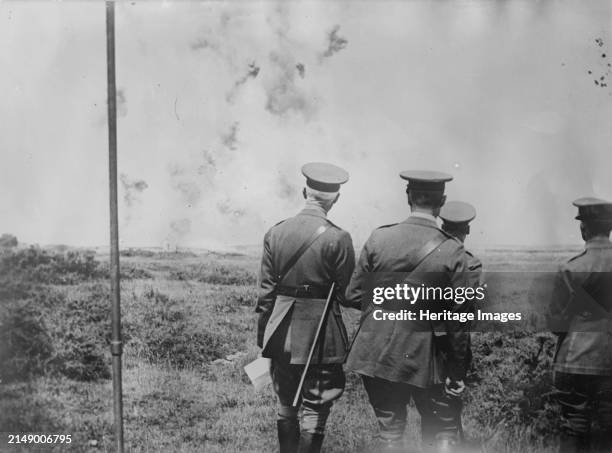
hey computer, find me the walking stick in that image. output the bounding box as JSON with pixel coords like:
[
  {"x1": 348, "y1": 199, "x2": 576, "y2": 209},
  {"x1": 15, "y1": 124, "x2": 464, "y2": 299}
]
[{"x1": 292, "y1": 282, "x2": 336, "y2": 407}]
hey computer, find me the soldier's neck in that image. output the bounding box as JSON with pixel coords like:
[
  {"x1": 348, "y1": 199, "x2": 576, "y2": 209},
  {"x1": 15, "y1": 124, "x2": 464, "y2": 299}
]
[
  {"x1": 409, "y1": 209, "x2": 437, "y2": 223},
  {"x1": 586, "y1": 235, "x2": 611, "y2": 244},
  {"x1": 411, "y1": 206, "x2": 436, "y2": 216},
  {"x1": 303, "y1": 199, "x2": 330, "y2": 216}
]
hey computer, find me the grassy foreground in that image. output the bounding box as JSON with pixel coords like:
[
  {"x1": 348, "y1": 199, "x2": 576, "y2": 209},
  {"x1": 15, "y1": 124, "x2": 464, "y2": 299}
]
[{"x1": 0, "y1": 246, "x2": 581, "y2": 452}]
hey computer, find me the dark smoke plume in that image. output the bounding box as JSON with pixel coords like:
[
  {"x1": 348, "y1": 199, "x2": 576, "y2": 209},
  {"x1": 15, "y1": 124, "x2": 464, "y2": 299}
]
[
  {"x1": 321, "y1": 25, "x2": 348, "y2": 59},
  {"x1": 221, "y1": 122, "x2": 239, "y2": 150},
  {"x1": 120, "y1": 174, "x2": 148, "y2": 208},
  {"x1": 217, "y1": 198, "x2": 246, "y2": 219},
  {"x1": 168, "y1": 164, "x2": 203, "y2": 207},
  {"x1": 226, "y1": 61, "x2": 260, "y2": 102},
  {"x1": 197, "y1": 149, "x2": 217, "y2": 180},
  {"x1": 265, "y1": 52, "x2": 314, "y2": 117},
  {"x1": 119, "y1": 174, "x2": 148, "y2": 225}
]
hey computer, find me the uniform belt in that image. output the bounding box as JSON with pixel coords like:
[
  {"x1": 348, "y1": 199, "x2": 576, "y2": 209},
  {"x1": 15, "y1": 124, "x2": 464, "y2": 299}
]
[{"x1": 276, "y1": 285, "x2": 330, "y2": 298}]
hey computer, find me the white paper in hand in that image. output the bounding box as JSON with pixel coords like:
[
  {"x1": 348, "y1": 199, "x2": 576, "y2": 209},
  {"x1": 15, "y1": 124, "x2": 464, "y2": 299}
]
[{"x1": 244, "y1": 357, "x2": 272, "y2": 391}]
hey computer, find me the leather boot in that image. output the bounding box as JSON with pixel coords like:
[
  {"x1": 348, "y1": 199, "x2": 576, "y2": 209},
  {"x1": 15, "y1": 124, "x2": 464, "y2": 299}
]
[
  {"x1": 277, "y1": 419, "x2": 300, "y2": 453},
  {"x1": 297, "y1": 432, "x2": 324, "y2": 453}
]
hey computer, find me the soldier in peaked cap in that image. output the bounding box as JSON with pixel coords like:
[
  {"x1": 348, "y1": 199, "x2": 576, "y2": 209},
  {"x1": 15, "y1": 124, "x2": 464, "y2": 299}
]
[
  {"x1": 440, "y1": 201, "x2": 476, "y2": 245},
  {"x1": 432, "y1": 201, "x2": 484, "y2": 451},
  {"x1": 256, "y1": 162, "x2": 355, "y2": 453},
  {"x1": 345, "y1": 171, "x2": 473, "y2": 453},
  {"x1": 440, "y1": 201, "x2": 484, "y2": 305},
  {"x1": 547, "y1": 197, "x2": 612, "y2": 453}
]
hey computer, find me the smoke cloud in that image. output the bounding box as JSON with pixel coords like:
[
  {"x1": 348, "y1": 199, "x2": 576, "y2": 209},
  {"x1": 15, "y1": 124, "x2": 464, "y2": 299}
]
[
  {"x1": 119, "y1": 174, "x2": 148, "y2": 224},
  {"x1": 226, "y1": 61, "x2": 260, "y2": 103},
  {"x1": 220, "y1": 122, "x2": 239, "y2": 151},
  {"x1": 166, "y1": 218, "x2": 192, "y2": 250},
  {"x1": 321, "y1": 25, "x2": 348, "y2": 59},
  {"x1": 3, "y1": 1, "x2": 611, "y2": 248},
  {"x1": 168, "y1": 163, "x2": 203, "y2": 207},
  {"x1": 116, "y1": 88, "x2": 127, "y2": 117}
]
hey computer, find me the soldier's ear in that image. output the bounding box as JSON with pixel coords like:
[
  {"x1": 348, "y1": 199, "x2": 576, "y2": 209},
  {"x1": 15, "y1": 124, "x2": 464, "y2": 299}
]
[
  {"x1": 580, "y1": 222, "x2": 588, "y2": 241},
  {"x1": 407, "y1": 191, "x2": 413, "y2": 206},
  {"x1": 334, "y1": 193, "x2": 340, "y2": 204},
  {"x1": 302, "y1": 188, "x2": 307, "y2": 199},
  {"x1": 439, "y1": 195, "x2": 447, "y2": 207}
]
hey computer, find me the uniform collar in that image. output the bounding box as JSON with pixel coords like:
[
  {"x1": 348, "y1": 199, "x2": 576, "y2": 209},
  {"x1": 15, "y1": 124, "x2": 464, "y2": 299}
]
[
  {"x1": 299, "y1": 203, "x2": 328, "y2": 219},
  {"x1": 401, "y1": 213, "x2": 439, "y2": 228},
  {"x1": 407, "y1": 211, "x2": 438, "y2": 224},
  {"x1": 585, "y1": 237, "x2": 612, "y2": 249},
  {"x1": 410, "y1": 211, "x2": 438, "y2": 223}
]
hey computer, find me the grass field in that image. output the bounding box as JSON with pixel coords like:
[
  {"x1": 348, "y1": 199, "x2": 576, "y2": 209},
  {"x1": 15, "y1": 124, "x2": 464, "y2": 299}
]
[{"x1": 0, "y1": 246, "x2": 584, "y2": 452}]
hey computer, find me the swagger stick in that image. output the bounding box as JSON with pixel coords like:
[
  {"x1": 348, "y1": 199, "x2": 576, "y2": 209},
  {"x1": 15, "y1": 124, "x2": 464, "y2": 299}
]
[
  {"x1": 105, "y1": 2, "x2": 125, "y2": 451},
  {"x1": 292, "y1": 282, "x2": 336, "y2": 407}
]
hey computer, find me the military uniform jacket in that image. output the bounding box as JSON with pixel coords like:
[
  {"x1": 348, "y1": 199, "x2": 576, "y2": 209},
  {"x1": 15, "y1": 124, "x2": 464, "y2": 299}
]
[
  {"x1": 548, "y1": 237, "x2": 612, "y2": 375},
  {"x1": 345, "y1": 216, "x2": 472, "y2": 387},
  {"x1": 432, "y1": 248, "x2": 483, "y2": 384},
  {"x1": 255, "y1": 206, "x2": 355, "y2": 365}
]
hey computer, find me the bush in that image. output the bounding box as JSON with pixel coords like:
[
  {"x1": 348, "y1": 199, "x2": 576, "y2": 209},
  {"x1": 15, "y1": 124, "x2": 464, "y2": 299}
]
[
  {"x1": 97, "y1": 261, "x2": 153, "y2": 280},
  {"x1": 120, "y1": 248, "x2": 157, "y2": 258},
  {"x1": 169, "y1": 263, "x2": 257, "y2": 285},
  {"x1": 0, "y1": 233, "x2": 18, "y2": 248},
  {"x1": 128, "y1": 289, "x2": 230, "y2": 368},
  {"x1": 0, "y1": 247, "x2": 103, "y2": 284},
  {"x1": 466, "y1": 331, "x2": 560, "y2": 441},
  {"x1": 120, "y1": 248, "x2": 197, "y2": 259},
  {"x1": 47, "y1": 284, "x2": 112, "y2": 381},
  {"x1": 0, "y1": 284, "x2": 112, "y2": 383},
  {"x1": 0, "y1": 301, "x2": 53, "y2": 381}
]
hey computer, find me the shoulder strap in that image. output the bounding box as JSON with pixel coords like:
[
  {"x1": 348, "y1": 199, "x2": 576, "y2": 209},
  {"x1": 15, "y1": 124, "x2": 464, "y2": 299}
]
[
  {"x1": 406, "y1": 232, "x2": 449, "y2": 272},
  {"x1": 563, "y1": 274, "x2": 612, "y2": 319},
  {"x1": 276, "y1": 221, "x2": 331, "y2": 285},
  {"x1": 347, "y1": 231, "x2": 449, "y2": 355}
]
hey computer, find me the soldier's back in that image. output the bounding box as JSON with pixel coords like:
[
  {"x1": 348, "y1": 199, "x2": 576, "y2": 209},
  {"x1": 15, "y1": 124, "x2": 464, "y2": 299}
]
[
  {"x1": 365, "y1": 217, "x2": 465, "y2": 276},
  {"x1": 266, "y1": 209, "x2": 351, "y2": 288},
  {"x1": 345, "y1": 216, "x2": 469, "y2": 386}
]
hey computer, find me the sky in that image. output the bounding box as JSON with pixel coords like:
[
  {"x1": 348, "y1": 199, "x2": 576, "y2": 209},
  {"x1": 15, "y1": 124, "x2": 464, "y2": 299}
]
[{"x1": 1, "y1": 0, "x2": 611, "y2": 249}]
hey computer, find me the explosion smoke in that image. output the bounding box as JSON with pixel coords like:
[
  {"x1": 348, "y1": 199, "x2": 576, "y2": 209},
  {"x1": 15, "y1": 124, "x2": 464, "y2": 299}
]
[
  {"x1": 321, "y1": 25, "x2": 348, "y2": 59},
  {"x1": 116, "y1": 88, "x2": 128, "y2": 117},
  {"x1": 221, "y1": 122, "x2": 239, "y2": 150},
  {"x1": 226, "y1": 61, "x2": 260, "y2": 103},
  {"x1": 166, "y1": 218, "x2": 192, "y2": 250},
  {"x1": 168, "y1": 164, "x2": 202, "y2": 207},
  {"x1": 119, "y1": 174, "x2": 148, "y2": 224}
]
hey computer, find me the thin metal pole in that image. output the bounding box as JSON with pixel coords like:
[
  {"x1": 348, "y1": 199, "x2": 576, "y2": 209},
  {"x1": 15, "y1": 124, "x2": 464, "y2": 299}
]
[{"x1": 105, "y1": 2, "x2": 124, "y2": 452}]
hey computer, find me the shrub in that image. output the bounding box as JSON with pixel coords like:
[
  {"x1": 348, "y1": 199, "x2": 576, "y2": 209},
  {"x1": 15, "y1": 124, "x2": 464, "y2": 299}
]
[
  {"x1": 128, "y1": 289, "x2": 230, "y2": 368},
  {"x1": 0, "y1": 233, "x2": 18, "y2": 248},
  {"x1": 97, "y1": 261, "x2": 153, "y2": 280},
  {"x1": 168, "y1": 263, "x2": 257, "y2": 285},
  {"x1": 0, "y1": 247, "x2": 103, "y2": 284},
  {"x1": 46, "y1": 284, "x2": 113, "y2": 381},
  {"x1": 0, "y1": 283, "x2": 112, "y2": 383},
  {"x1": 466, "y1": 331, "x2": 560, "y2": 441},
  {"x1": 0, "y1": 301, "x2": 53, "y2": 381}
]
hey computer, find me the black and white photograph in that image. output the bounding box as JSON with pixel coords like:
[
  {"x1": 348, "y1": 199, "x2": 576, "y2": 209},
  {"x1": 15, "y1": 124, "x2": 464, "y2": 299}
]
[{"x1": 2, "y1": 1, "x2": 612, "y2": 452}]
